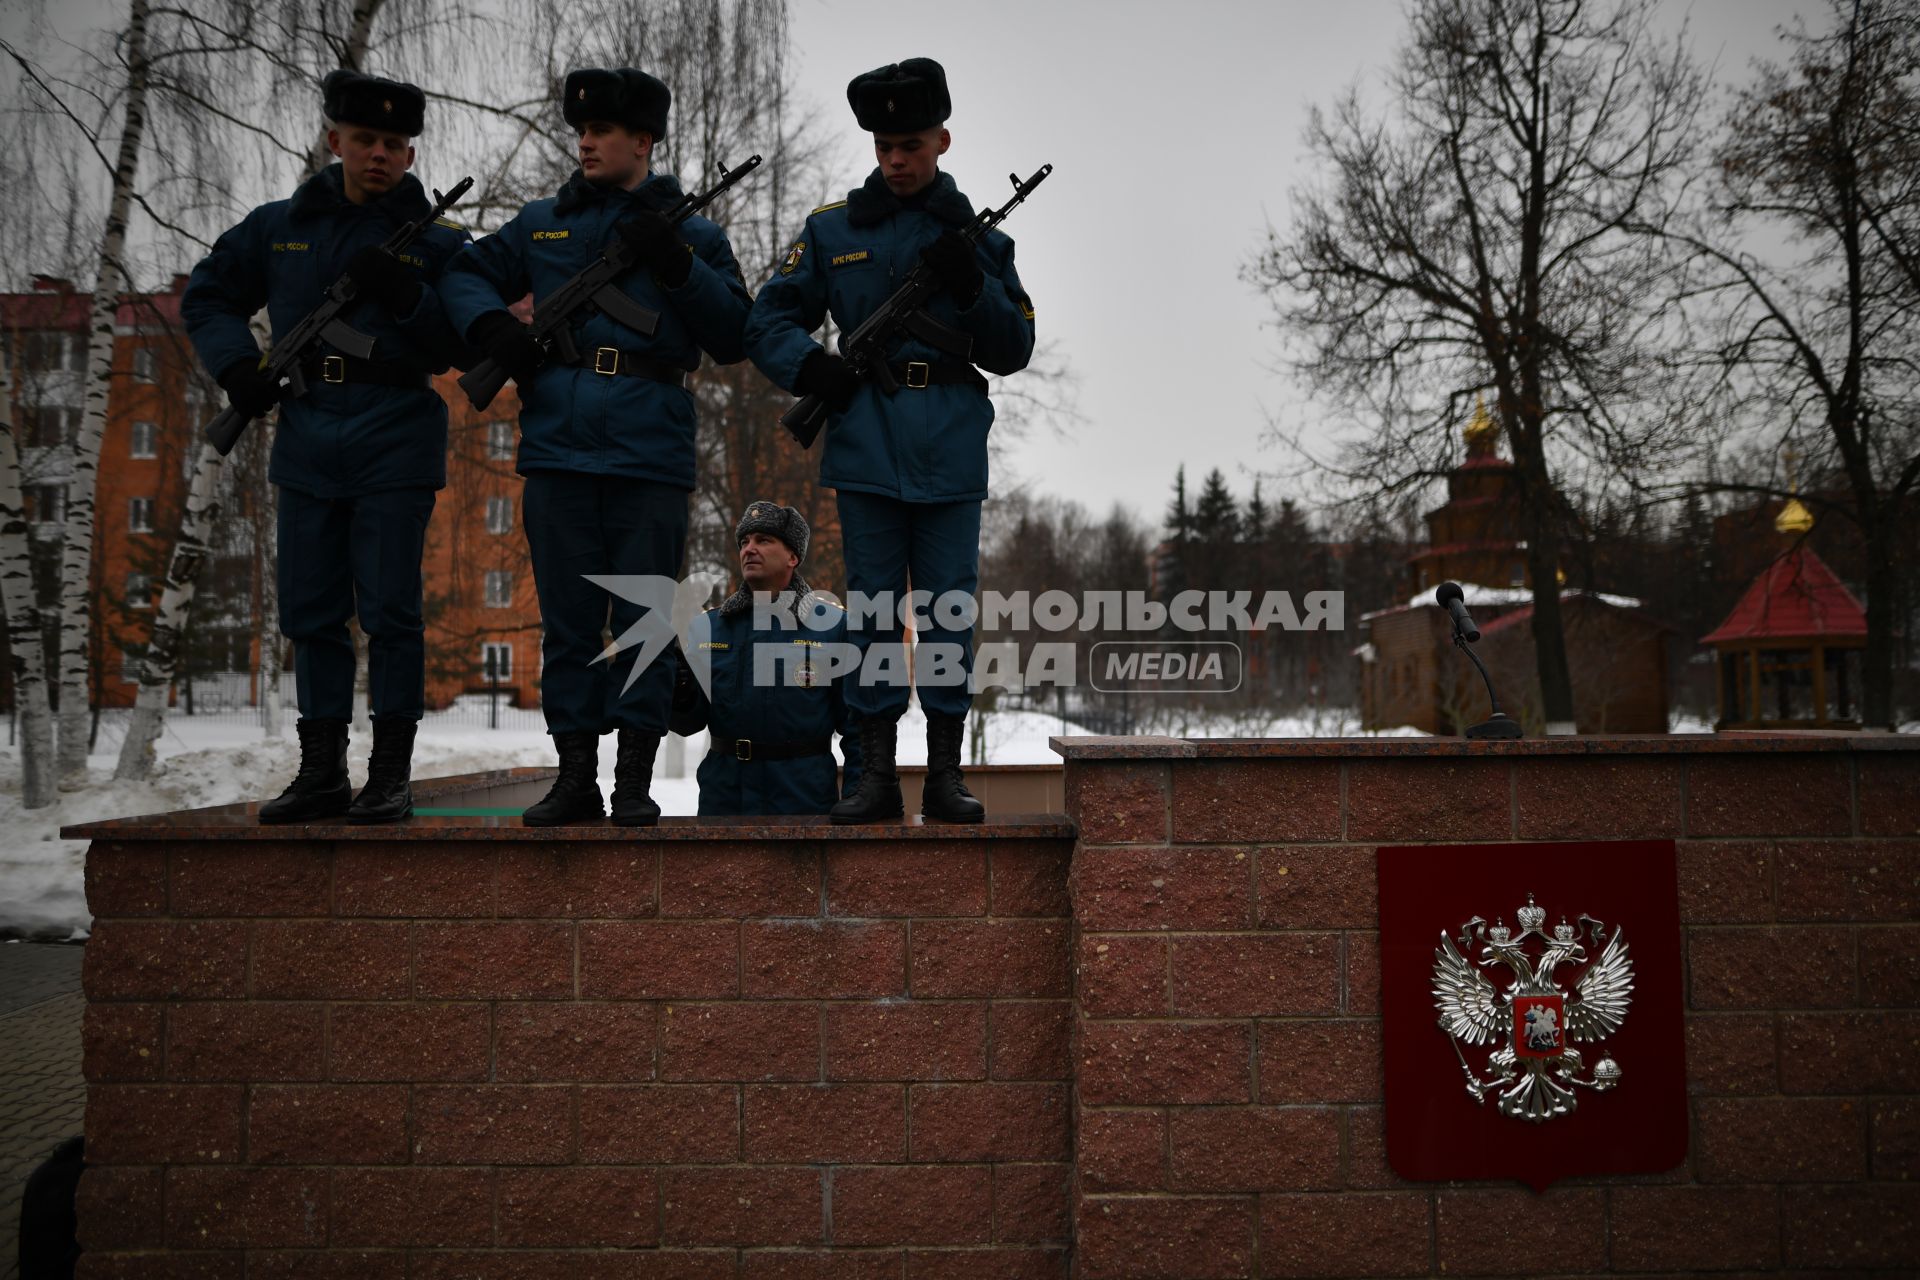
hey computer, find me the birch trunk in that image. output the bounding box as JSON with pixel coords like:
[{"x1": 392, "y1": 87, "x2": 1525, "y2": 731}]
[{"x1": 0, "y1": 356, "x2": 57, "y2": 807}]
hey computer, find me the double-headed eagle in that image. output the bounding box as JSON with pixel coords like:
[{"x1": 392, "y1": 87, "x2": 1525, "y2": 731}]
[{"x1": 1432, "y1": 894, "x2": 1632, "y2": 1122}]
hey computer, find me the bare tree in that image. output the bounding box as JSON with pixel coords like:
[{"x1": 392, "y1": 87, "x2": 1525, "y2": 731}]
[{"x1": 0, "y1": 344, "x2": 58, "y2": 807}]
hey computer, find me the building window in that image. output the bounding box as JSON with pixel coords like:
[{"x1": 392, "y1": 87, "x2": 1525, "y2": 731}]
[
  {"x1": 130, "y1": 420, "x2": 158, "y2": 458},
  {"x1": 126, "y1": 573, "x2": 152, "y2": 609},
  {"x1": 484, "y1": 571, "x2": 513, "y2": 608},
  {"x1": 487, "y1": 421, "x2": 515, "y2": 460},
  {"x1": 131, "y1": 347, "x2": 159, "y2": 383},
  {"x1": 1509, "y1": 561, "x2": 1525, "y2": 587},
  {"x1": 486, "y1": 496, "x2": 514, "y2": 535},
  {"x1": 26, "y1": 484, "x2": 65, "y2": 525},
  {"x1": 481, "y1": 642, "x2": 513, "y2": 681},
  {"x1": 129, "y1": 497, "x2": 155, "y2": 533},
  {"x1": 120, "y1": 646, "x2": 143, "y2": 682},
  {"x1": 22, "y1": 330, "x2": 75, "y2": 373}
]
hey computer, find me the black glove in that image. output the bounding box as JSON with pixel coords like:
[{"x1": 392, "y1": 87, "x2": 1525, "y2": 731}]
[
  {"x1": 468, "y1": 311, "x2": 545, "y2": 383},
  {"x1": 919, "y1": 230, "x2": 983, "y2": 308},
  {"x1": 795, "y1": 350, "x2": 862, "y2": 412},
  {"x1": 217, "y1": 359, "x2": 281, "y2": 419},
  {"x1": 344, "y1": 245, "x2": 422, "y2": 314},
  {"x1": 615, "y1": 210, "x2": 692, "y2": 288}
]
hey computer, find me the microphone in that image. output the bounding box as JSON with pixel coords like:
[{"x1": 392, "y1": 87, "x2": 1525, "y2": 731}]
[
  {"x1": 1435, "y1": 581, "x2": 1480, "y2": 642},
  {"x1": 1435, "y1": 581, "x2": 1522, "y2": 740}
]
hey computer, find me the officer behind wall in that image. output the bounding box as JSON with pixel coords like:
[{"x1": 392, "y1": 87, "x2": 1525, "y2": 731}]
[
  {"x1": 745, "y1": 58, "x2": 1036, "y2": 824},
  {"x1": 183, "y1": 70, "x2": 473, "y2": 825},
  {"x1": 669, "y1": 502, "x2": 864, "y2": 816},
  {"x1": 440, "y1": 68, "x2": 751, "y2": 827}
]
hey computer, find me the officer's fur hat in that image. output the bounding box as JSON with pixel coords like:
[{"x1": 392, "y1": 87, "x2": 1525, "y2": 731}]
[
  {"x1": 736, "y1": 500, "x2": 808, "y2": 563},
  {"x1": 322, "y1": 70, "x2": 426, "y2": 137},
  {"x1": 847, "y1": 58, "x2": 950, "y2": 133},
  {"x1": 564, "y1": 68, "x2": 671, "y2": 140}
]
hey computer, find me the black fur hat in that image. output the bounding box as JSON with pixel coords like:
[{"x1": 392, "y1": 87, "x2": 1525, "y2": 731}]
[
  {"x1": 847, "y1": 58, "x2": 950, "y2": 133},
  {"x1": 563, "y1": 68, "x2": 671, "y2": 140},
  {"x1": 736, "y1": 500, "x2": 808, "y2": 563},
  {"x1": 322, "y1": 70, "x2": 426, "y2": 137}
]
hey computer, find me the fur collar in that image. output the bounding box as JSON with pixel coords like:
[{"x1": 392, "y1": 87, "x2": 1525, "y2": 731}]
[
  {"x1": 716, "y1": 573, "x2": 813, "y2": 620},
  {"x1": 553, "y1": 168, "x2": 686, "y2": 218},
  {"x1": 289, "y1": 164, "x2": 431, "y2": 223},
  {"x1": 845, "y1": 168, "x2": 974, "y2": 229}
]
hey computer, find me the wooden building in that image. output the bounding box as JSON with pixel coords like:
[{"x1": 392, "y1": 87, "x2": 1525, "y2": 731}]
[{"x1": 1701, "y1": 541, "x2": 1867, "y2": 729}]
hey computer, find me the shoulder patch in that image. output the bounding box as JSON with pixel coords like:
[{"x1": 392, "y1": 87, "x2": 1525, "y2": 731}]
[
  {"x1": 779, "y1": 239, "x2": 807, "y2": 276},
  {"x1": 811, "y1": 200, "x2": 848, "y2": 215}
]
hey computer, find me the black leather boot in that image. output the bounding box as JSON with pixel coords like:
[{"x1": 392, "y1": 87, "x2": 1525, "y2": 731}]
[
  {"x1": 610, "y1": 729, "x2": 662, "y2": 827},
  {"x1": 830, "y1": 713, "x2": 904, "y2": 825},
  {"x1": 921, "y1": 712, "x2": 985, "y2": 823},
  {"x1": 522, "y1": 730, "x2": 604, "y2": 826},
  {"x1": 347, "y1": 716, "x2": 417, "y2": 824},
  {"x1": 259, "y1": 718, "x2": 352, "y2": 824}
]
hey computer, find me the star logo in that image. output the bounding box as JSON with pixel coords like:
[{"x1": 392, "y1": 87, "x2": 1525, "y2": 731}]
[
  {"x1": 587, "y1": 572, "x2": 724, "y2": 695},
  {"x1": 383, "y1": 98, "x2": 393, "y2": 112}
]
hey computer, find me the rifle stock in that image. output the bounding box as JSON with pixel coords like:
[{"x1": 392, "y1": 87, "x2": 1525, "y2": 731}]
[
  {"x1": 458, "y1": 359, "x2": 510, "y2": 413},
  {"x1": 204, "y1": 404, "x2": 247, "y2": 457}
]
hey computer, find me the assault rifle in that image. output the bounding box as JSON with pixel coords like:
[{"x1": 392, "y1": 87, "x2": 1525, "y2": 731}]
[
  {"x1": 780, "y1": 163, "x2": 1051, "y2": 449},
  {"x1": 202, "y1": 176, "x2": 474, "y2": 456},
  {"x1": 457, "y1": 154, "x2": 763, "y2": 411}
]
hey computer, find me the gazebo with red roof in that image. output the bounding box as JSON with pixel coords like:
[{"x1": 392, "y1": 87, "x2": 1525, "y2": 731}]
[{"x1": 1700, "y1": 544, "x2": 1867, "y2": 729}]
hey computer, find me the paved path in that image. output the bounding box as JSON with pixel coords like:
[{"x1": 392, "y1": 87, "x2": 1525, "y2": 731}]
[{"x1": 0, "y1": 944, "x2": 86, "y2": 1280}]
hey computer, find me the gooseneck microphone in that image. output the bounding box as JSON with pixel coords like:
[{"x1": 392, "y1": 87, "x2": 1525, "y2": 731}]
[
  {"x1": 1436, "y1": 581, "x2": 1523, "y2": 740},
  {"x1": 1435, "y1": 581, "x2": 1481, "y2": 643}
]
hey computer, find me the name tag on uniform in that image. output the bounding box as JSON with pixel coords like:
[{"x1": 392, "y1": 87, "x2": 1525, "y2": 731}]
[
  {"x1": 532, "y1": 230, "x2": 570, "y2": 241},
  {"x1": 829, "y1": 250, "x2": 871, "y2": 268},
  {"x1": 398, "y1": 253, "x2": 426, "y2": 268},
  {"x1": 699, "y1": 641, "x2": 729, "y2": 650},
  {"x1": 271, "y1": 242, "x2": 310, "y2": 252}
]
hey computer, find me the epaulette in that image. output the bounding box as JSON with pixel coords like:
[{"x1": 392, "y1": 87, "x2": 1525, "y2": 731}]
[
  {"x1": 811, "y1": 200, "x2": 848, "y2": 216},
  {"x1": 434, "y1": 217, "x2": 463, "y2": 230}
]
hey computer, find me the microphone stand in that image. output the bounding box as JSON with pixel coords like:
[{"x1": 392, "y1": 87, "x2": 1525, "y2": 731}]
[{"x1": 1451, "y1": 617, "x2": 1523, "y2": 740}]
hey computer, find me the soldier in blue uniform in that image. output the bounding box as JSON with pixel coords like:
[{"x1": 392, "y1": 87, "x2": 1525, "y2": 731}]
[
  {"x1": 670, "y1": 502, "x2": 863, "y2": 815},
  {"x1": 183, "y1": 70, "x2": 473, "y2": 824},
  {"x1": 440, "y1": 67, "x2": 750, "y2": 827},
  {"x1": 745, "y1": 58, "x2": 1036, "y2": 824}
]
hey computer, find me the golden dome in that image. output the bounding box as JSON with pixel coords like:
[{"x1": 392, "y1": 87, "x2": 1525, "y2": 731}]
[
  {"x1": 1463, "y1": 395, "x2": 1498, "y2": 453},
  {"x1": 1774, "y1": 497, "x2": 1814, "y2": 534}
]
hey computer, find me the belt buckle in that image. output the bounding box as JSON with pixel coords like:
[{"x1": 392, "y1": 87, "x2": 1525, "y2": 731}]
[
  {"x1": 734, "y1": 738, "x2": 752, "y2": 762},
  {"x1": 905, "y1": 360, "x2": 930, "y2": 389},
  {"x1": 321, "y1": 355, "x2": 346, "y2": 384},
  {"x1": 593, "y1": 346, "x2": 619, "y2": 376}
]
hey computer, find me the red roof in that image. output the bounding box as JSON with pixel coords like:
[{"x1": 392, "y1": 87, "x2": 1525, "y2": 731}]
[{"x1": 1700, "y1": 546, "x2": 1868, "y2": 646}]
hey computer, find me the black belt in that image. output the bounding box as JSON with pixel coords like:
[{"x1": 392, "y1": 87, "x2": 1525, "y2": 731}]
[
  {"x1": 302, "y1": 353, "x2": 430, "y2": 388},
  {"x1": 708, "y1": 735, "x2": 833, "y2": 763},
  {"x1": 567, "y1": 346, "x2": 689, "y2": 388},
  {"x1": 885, "y1": 359, "x2": 988, "y2": 391}
]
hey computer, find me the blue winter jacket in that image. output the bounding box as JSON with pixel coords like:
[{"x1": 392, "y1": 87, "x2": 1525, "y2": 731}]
[
  {"x1": 182, "y1": 165, "x2": 472, "y2": 498},
  {"x1": 438, "y1": 169, "x2": 749, "y2": 490},
  {"x1": 745, "y1": 169, "x2": 1036, "y2": 503}
]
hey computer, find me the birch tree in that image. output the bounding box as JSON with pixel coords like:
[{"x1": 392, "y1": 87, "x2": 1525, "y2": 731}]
[{"x1": 0, "y1": 349, "x2": 58, "y2": 807}]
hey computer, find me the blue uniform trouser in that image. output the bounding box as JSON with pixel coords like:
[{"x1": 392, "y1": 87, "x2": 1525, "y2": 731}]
[
  {"x1": 523, "y1": 471, "x2": 689, "y2": 736},
  {"x1": 276, "y1": 484, "x2": 436, "y2": 722},
  {"x1": 837, "y1": 490, "x2": 982, "y2": 721}
]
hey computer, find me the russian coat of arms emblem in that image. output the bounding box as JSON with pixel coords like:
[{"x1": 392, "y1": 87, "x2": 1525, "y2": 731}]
[{"x1": 1432, "y1": 893, "x2": 1633, "y2": 1122}]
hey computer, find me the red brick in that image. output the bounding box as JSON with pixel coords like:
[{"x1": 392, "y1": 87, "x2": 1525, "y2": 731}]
[
  {"x1": 165, "y1": 1002, "x2": 323, "y2": 1081},
  {"x1": 828, "y1": 1003, "x2": 987, "y2": 1081},
  {"x1": 495, "y1": 1002, "x2": 657, "y2": 1083},
  {"x1": 1862, "y1": 926, "x2": 1920, "y2": 1005},
  {"x1": 1685, "y1": 1014, "x2": 1778, "y2": 1094},
  {"x1": 661, "y1": 1167, "x2": 823, "y2": 1246},
  {"x1": 1078, "y1": 1021, "x2": 1251, "y2": 1106},
  {"x1": 1435, "y1": 1188, "x2": 1605, "y2": 1275},
  {"x1": 1860, "y1": 756, "x2": 1920, "y2": 837},
  {"x1": 989, "y1": 842, "x2": 1072, "y2": 917},
  {"x1": 992, "y1": 1164, "x2": 1068, "y2": 1244},
  {"x1": 745, "y1": 920, "x2": 906, "y2": 997},
  {"x1": 744, "y1": 1083, "x2": 904, "y2": 1162},
  {"x1": 1677, "y1": 841, "x2": 1776, "y2": 923},
  {"x1": 76, "y1": 1256, "x2": 243, "y2": 1280},
  {"x1": 828, "y1": 846, "x2": 988, "y2": 917},
  {"x1": 415, "y1": 921, "x2": 573, "y2": 999},
  {"x1": 1258, "y1": 1020, "x2": 1382, "y2": 1103},
  {"x1": 169, "y1": 844, "x2": 328, "y2": 916},
  {"x1": 744, "y1": 1252, "x2": 904, "y2": 1280},
  {"x1": 1777, "y1": 840, "x2": 1920, "y2": 920},
  {"x1": 1687, "y1": 755, "x2": 1853, "y2": 837},
  {"x1": 908, "y1": 1083, "x2": 1068, "y2": 1161},
  {"x1": 660, "y1": 842, "x2": 820, "y2": 917},
  {"x1": 498, "y1": 1167, "x2": 660, "y2": 1247},
  {"x1": 251, "y1": 921, "x2": 410, "y2": 999},
  {"x1": 1070, "y1": 847, "x2": 1251, "y2": 931},
  {"x1": 1170, "y1": 933, "x2": 1340, "y2": 1016},
  {"x1": 84, "y1": 842, "x2": 167, "y2": 917},
  {"x1": 496, "y1": 843, "x2": 657, "y2": 917},
  {"x1": 1344, "y1": 933, "x2": 1380, "y2": 1015},
  {"x1": 330, "y1": 1168, "x2": 493, "y2": 1247},
  {"x1": 413, "y1": 1084, "x2": 573, "y2": 1164},
  {"x1": 75, "y1": 1166, "x2": 162, "y2": 1250},
  {"x1": 1783, "y1": 1184, "x2": 1920, "y2": 1268},
  {"x1": 247, "y1": 1084, "x2": 408, "y2": 1164},
  {"x1": 1255, "y1": 846, "x2": 1375, "y2": 928},
  {"x1": 1514, "y1": 757, "x2": 1682, "y2": 839},
  {"x1": 1609, "y1": 1186, "x2": 1781, "y2": 1271},
  {"x1": 1172, "y1": 759, "x2": 1341, "y2": 843},
  {"x1": 1780, "y1": 1011, "x2": 1920, "y2": 1093},
  {"x1": 661, "y1": 1002, "x2": 819, "y2": 1081},
  {"x1": 329, "y1": 1002, "x2": 489, "y2": 1081},
  {"x1": 1076, "y1": 935, "x2": 1166, "y2": 1018},
  {"x1": 82, "y1": 1003, "x2": 163, "y2": 1081},
  {"x1": 1872, "y1": 1098, "x2": 1919, "y2": 1180},
  {"x1": 1343, "y1": 1107, "x2": 1410, "y2": 1189},
  {"x1": 244, "y1": 1253, "x2": 407, "y2": 1280},
  {"x1": 1065, "y1": 760, "x2": 1168, "y2": 844},
  {"x1": 163, "y1": 1167, "x2": 327, "y2": 1248},
  {"x1": 1257, "y1": 1192, "x2": 1429, "y2": 1278},
  {"x1": 834, "y1": 1165, "x2": 992, "y2": 1247},
  {"x1": 990, "y1": 1001, "x2": 1071, "y2": 1080},
  {"x1": 1346, "y1": 758, "x2": 1509, "y2": 842},
  {"x1": 1695, "y1": 1096, "x2": 1867, "y2": 1181},
  {"x1": 85, "y1": 1085, "x2": 241, "y2": 1164},
  {"x1": 579, "y1": 921, "x2": 738, "y2": 998},
  {"x1": 332, "y1": 843, "x2": 494, "y2": 916},
  {"x1": 83, "y1": 921, "x2": 247, "y2": 1000},
  {"x1": 407, "y1": 1252, "x2": 734, "y2": 1280},
  {"x1": 908, "y1": 1249, "x2": 1065, "y2": 1280},
  {"x1": 911, "y1": 920, "x2": 1069, "y2": 998},
  {"x1": 1078, "y1": 1108, "x2": 1163, "y2": 1191},
  {"x1": 1076, "y1": 1195, "x2": 1252, "y2": 1279},
  {"x1": 1167, "y1": 1106, "x2": 1340, "y2": 1192},
  {"x1": 1689, "y1": 926, "x2": 1855, "y2": 1009},
  {"x1": 578, "y1": 1084, "x2": 740, "y2": 1163}
]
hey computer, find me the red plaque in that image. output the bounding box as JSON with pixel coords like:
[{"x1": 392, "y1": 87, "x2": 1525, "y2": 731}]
[{"x1": 1378, "y1": 840, "x2": 1686, "y2": 1190}]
